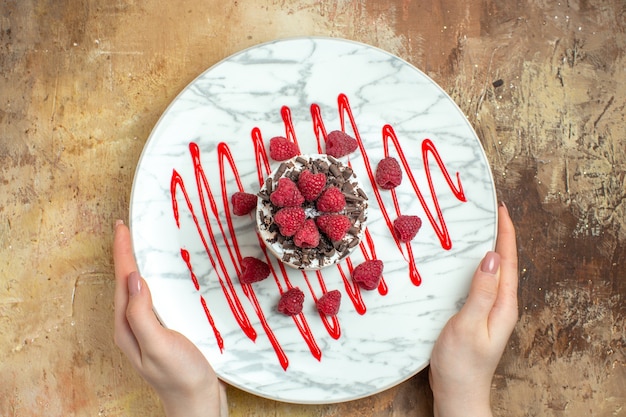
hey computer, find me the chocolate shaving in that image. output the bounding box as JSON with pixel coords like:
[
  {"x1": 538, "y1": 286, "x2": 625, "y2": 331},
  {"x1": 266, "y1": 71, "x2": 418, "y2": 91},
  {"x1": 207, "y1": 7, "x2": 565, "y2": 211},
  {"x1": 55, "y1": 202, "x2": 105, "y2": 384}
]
[
  {"x1": 342, "y1": 182, "x2": 354, "y2": 194},
  {"x1": 344, "y1": 192, "x2": 365, "y2": 202},
  {"x1": 274, "y1": 163, "x2": 288, "y2": 180},
  {"x1": 316, "y1": 160, "x2": 329, "y2": 173}
]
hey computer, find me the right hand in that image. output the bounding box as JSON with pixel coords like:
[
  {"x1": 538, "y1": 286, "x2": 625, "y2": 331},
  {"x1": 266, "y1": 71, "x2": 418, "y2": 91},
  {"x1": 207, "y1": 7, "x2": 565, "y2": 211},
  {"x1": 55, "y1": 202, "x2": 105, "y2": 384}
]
[{"x1": 429, "y1": 204, "x2": 519, "y2": 417}]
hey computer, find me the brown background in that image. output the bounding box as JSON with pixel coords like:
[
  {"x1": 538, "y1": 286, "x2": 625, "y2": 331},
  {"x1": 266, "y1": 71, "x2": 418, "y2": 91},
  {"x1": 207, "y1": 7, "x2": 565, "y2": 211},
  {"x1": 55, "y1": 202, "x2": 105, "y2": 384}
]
[{"x1": 1, "y1": 0, "x2": 624, "y2": 416}]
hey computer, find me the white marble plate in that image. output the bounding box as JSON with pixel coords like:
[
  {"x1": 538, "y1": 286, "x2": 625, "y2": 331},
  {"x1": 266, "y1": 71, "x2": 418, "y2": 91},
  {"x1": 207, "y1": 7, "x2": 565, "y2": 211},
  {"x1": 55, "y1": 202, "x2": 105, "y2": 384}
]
[{"x1": 130, "y1": 37, "x2": 496, "y2": 404}]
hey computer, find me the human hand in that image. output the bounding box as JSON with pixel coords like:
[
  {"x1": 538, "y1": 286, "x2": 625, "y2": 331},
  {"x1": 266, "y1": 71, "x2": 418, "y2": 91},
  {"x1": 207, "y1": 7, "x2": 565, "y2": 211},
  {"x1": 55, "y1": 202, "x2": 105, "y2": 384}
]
[
  {"x1": 429, "y1": 204, "x2": 518, "y2": 417},
  {"x1": 113, "y1": 220, "x2": 228, "y2": 417}
]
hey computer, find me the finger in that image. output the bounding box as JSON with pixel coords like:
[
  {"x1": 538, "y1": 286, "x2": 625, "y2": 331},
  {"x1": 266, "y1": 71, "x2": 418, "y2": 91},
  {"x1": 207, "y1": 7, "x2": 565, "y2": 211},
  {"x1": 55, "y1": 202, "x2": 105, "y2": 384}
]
[
  {"x1": 218, "y1": 382, "x2": 229, "y2": 417},
  {"x1": 495, "y1": 203, "x2": 518, "y2": 300},
  {"x1": 490, "y1": 204, "x2": 519, "y2": 336},
  {"x1": 113, "y1": 221, "x2": 139, "y2": 284},
  {"x1": 456, "y1": 251, "x2": 501, "y2": 327},
  {"x1": 113, "y1": 221, "x2": 141, "y2": 362},
  {"x1": 125, "y1": 271, "x2": 168, "y2": 360}
]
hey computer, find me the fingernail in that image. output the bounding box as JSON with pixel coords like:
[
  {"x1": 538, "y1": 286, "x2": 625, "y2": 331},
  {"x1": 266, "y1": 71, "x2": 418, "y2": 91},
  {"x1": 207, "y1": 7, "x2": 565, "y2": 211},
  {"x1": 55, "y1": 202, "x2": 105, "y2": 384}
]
[
  {"x1": 115, "y1": 219, "x2": 124, "y2": 229},
  {"x1": 481, "y1": 251, "x2": 500, "y2": 275},
  {"x1": 499, "y1": 201, "x2": 509, "y2": 215},
  {"x1": 128, "y1": 271, "x2": 141, "y2": 296}
]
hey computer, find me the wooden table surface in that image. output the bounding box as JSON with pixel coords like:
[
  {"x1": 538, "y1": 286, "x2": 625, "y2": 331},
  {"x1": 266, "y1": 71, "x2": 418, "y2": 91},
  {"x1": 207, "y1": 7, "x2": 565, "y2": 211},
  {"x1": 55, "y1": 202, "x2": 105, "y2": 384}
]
[{"x1": 1, "y1": 1, "x2": 624, "y2": 416}]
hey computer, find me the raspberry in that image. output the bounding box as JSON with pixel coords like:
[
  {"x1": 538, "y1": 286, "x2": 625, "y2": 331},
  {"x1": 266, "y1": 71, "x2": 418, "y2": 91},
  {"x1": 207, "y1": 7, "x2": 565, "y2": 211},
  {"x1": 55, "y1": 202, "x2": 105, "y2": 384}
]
[
  {"x1": 326, "y1": 130, "x2": 358, "y2": 158},
  {"x1": 297, "y1": 169, "x2": 326, "y2": 201},
  {"x1": 316, "y1": 289, "x2": 341, "y2": 316},
  {"x1": 270, "y1": 178, "x2": 305, "y2": 207},
  {"x1": 393, "y1": 215, "x2": 422, "y2": 242},
  {"x1": 352, "y1": 259, "x2": 384, "y2": 290},
  {"x1": 375, "y1": 157, "x2": 402, "y2": 189},
  {"x1": 274, "y1": 207, "x2": 306, "y2": 237},
  {"x1": 231, "y1": 191, "x2": 258, "y2": 216},
  {"x1": 293, "y1": 219, "x2": 320, "y2": 248},
  {"x1": 316, "y1": 186, "x2": 346, "y2": 212},
  {"x1": 269, "y1": 136, "x2": 299, "y2": 161},
  {"x1": 316, "y1": 214, "x2": 351, "y2": 241},
  {"x1": 277, "y1": 287, "x2": 305, "y2": 315},
  {"x1": 239, "y1": 257, "x2": 271, "y2": 284}
]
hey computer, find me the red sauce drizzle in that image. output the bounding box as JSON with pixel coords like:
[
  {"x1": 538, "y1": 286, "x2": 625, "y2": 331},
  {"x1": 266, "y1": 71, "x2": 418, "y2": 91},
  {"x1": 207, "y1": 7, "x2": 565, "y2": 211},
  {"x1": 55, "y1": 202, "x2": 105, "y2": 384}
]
[
  {"x1": 382, "y1": 124, "x2": 466, "y2": 250},
  {"x1": 169, "y1": 93, "x2": 466, "y2": 369},
  {"x1": 180, "y1": 248, "x2": 200, "y2": 291},
  {"x1": 201, "y1": 296, "x2": 225, "y2": 353},
  {"x1": 180, "y1": 248, "x2": 225, "y2": 352},
  {"x1": 306, "y1": 271, "x2": 341, "y2": 339},
  {"x1": 281, "y1": 105, "x2": 301, "y2": 152},
  {"x1": 171, "y1": 170, "x2": 256, "y2": 341}
]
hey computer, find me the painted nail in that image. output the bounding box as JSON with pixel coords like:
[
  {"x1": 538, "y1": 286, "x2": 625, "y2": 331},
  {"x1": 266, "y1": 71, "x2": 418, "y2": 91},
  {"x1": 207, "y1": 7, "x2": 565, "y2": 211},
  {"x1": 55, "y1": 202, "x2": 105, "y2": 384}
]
[
  {"x1": 128, "y1": 271, "x2": 141, "y2": 296},
  {"x1": 481, "y1": 251, "x2": 500, "y2": 275}
]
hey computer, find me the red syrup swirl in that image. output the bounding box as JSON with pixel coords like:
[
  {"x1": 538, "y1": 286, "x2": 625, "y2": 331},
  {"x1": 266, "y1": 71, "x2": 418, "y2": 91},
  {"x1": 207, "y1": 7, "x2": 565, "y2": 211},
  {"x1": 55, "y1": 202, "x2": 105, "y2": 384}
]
[
  {"x1": 182, "y1": 248, "x2": 225, "y2": 352},
  {"x1": 169, "y1": 93, "x2": 466, "y2": 370},
  {"x1": 330, "y1": 93, "x2": 466, "y2": 286},
  {"x1": 171, "y1": 170, "x2": 256, "y2": 342}
]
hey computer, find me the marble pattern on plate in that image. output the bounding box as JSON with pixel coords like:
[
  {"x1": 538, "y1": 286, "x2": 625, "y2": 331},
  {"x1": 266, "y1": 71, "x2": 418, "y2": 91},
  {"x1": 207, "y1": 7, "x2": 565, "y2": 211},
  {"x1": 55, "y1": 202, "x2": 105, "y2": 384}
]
[{"x1": 130, "y1": 37, "x2": 496, "y2": 404}]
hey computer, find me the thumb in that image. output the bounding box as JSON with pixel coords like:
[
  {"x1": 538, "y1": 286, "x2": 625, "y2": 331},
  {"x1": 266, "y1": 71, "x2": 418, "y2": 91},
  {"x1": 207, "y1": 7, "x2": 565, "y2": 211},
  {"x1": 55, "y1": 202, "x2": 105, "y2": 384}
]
[
  {"x1": 125, "y1": 271, "x2": 165, "y2": 351},
  {"x1": 458, "y1": 251, "x2": 500, "y2": 325}
]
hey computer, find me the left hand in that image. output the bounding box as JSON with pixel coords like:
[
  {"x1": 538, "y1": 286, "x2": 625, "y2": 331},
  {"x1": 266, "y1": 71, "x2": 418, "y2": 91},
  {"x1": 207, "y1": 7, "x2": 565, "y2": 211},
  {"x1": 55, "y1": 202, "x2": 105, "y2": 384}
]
[{"x1": 113, "y1": 220, "x2": 228, "y2": 417}]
